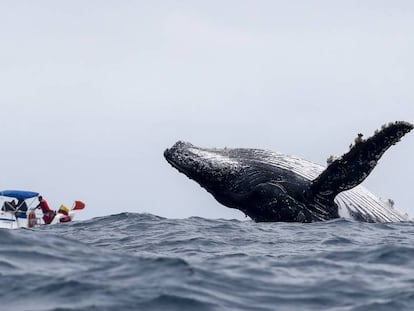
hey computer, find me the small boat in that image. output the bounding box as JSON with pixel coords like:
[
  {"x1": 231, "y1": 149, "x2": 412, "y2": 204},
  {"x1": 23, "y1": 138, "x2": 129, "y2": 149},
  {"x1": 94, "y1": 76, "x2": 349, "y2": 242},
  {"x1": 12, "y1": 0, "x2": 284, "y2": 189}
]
[{"x1": 0, "y1": 190, "x2": 85, "y2": 229}]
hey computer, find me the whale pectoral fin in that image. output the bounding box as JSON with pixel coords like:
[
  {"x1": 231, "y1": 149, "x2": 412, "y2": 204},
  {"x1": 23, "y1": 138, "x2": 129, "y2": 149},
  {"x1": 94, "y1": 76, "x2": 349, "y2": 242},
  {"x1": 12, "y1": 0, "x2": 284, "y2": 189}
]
[{"x1": 309, "y1": 121, "x2": 413, "y2": 199}]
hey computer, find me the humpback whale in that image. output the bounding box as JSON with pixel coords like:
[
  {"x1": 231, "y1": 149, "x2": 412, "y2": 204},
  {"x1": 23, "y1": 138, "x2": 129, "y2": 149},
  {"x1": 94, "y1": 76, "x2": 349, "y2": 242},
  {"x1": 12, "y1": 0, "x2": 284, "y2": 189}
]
[{"x1": 164, "y1": 121, "x2": 413, "y2": 223}]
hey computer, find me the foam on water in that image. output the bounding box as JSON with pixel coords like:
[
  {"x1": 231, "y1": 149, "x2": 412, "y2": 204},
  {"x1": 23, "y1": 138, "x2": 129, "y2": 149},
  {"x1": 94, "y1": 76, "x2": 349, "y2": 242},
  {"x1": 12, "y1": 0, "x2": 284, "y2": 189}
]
[{"x1": 1, "y1": 213, "x2": 414, "y2": 311}]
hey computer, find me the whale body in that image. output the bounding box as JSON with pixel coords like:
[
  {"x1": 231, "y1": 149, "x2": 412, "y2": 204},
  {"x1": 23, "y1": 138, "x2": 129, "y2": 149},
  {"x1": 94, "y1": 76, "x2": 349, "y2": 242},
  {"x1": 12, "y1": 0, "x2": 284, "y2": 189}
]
[{"x1": 164, "y1": 121, "x2": 413, "y2": 222}]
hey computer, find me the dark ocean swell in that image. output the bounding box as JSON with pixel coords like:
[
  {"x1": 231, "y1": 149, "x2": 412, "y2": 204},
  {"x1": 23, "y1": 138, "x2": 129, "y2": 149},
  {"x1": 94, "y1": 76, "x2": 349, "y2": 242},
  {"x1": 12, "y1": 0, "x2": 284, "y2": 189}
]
[{"x1": 1, "y1": 213, "x2": 414, "y2": 311}]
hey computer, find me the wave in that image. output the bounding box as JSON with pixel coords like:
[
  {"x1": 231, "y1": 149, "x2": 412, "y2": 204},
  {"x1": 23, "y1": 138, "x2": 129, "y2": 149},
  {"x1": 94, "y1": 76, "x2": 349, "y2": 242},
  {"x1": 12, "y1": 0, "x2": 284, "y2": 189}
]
[{"x1": 1, "y1": 213, "x2": 414, "y2": 310}]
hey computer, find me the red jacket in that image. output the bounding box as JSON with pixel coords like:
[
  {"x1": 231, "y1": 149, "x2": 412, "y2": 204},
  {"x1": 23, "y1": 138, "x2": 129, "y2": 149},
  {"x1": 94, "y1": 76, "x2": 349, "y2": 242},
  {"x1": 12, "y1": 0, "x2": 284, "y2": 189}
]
[{"x1": 39, "y1": 199, "x2": 53, "y2": 213}]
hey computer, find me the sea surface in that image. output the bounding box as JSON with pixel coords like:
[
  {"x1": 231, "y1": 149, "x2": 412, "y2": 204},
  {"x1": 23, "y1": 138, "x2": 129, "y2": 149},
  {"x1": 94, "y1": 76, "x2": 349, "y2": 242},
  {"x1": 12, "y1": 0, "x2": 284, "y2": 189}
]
[{"x1": 1, "y1": 213, "x2": 414, "y2": 311}]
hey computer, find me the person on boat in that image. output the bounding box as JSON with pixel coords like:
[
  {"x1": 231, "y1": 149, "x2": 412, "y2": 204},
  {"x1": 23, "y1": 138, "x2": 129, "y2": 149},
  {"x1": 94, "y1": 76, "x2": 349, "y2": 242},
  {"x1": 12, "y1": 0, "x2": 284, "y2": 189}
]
[
  {"x1": 57, "y1": 205, "x2": 72, "y2": 223},
  {"x1": 15, "y1": 199, "x2": 28, "y2": 218},
  {"x1": 2, "y1": 199, "x2": 16, "y2": 211},
  {"x1": 35, "y1": 196, "x2": 56, "y2": 224},
  {"x1": 17, "y1": 199, "x2": 28, "y2": 211}
]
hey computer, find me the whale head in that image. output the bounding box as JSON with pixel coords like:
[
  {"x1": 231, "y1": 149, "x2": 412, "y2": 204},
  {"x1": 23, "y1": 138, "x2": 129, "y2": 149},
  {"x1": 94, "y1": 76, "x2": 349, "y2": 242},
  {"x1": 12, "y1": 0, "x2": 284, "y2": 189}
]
[{"x1": 164, "y1": 141, "x2": 247, "y2": 205}]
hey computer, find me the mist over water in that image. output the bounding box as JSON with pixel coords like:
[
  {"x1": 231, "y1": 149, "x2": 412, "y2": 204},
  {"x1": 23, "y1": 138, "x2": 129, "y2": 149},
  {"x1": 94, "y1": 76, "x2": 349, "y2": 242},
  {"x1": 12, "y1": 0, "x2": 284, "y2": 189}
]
[{"x1": 1, "y1": 213, "x2": 414, "y2": 311}]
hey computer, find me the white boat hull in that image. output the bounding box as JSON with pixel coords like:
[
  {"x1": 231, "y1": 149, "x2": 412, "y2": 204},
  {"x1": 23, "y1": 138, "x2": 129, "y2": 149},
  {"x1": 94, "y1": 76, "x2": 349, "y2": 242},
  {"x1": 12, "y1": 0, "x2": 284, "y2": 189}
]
[{"x1": 0, "y1": 210, "x2": 76, "y2": 229}]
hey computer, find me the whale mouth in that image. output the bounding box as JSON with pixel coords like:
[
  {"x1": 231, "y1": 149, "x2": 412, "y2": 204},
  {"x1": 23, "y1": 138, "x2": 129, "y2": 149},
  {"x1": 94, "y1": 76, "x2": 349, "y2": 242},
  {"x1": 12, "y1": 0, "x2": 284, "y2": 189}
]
[
  {"x1": 164, "y1": 141, "x2": 195, "y2": 176},
  {"x1": 164, "y1": 148, "x2": 182, "y2": 170},
  {"x1": 164, "y1": 148, "x2": 179, "y2": 168}
]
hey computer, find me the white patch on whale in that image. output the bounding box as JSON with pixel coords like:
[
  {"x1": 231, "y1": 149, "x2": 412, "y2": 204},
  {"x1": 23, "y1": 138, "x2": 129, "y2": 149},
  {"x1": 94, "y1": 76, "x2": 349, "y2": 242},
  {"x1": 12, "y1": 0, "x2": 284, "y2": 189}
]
[
  {"x1": 249, "y1": 150, "x2": 408, "y2": 222},
  {"x1": 189, "y1": 148, "x2": 242, "y2": 170}
]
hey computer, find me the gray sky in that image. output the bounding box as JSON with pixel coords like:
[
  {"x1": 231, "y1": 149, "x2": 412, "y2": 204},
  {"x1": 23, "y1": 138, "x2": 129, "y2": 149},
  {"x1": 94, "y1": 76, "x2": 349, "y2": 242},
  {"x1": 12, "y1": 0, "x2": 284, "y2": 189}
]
[{"x1": 1, "y1": 1, "x2": 413, "y2": 220}]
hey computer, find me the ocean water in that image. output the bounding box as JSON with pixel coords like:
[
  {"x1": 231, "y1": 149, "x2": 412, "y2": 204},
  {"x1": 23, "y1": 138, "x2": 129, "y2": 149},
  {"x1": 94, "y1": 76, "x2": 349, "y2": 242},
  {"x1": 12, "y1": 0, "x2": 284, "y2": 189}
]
[{"x1": 1, "y1": 213, "x2": 414, "y2": 311}]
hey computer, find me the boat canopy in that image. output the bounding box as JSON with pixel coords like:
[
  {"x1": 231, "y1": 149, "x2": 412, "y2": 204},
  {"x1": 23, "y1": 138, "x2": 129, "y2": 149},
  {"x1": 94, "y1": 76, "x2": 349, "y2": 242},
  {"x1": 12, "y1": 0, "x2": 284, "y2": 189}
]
[{"x1": 0, "y1": 190, "x2": 39, "y2": 200}]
